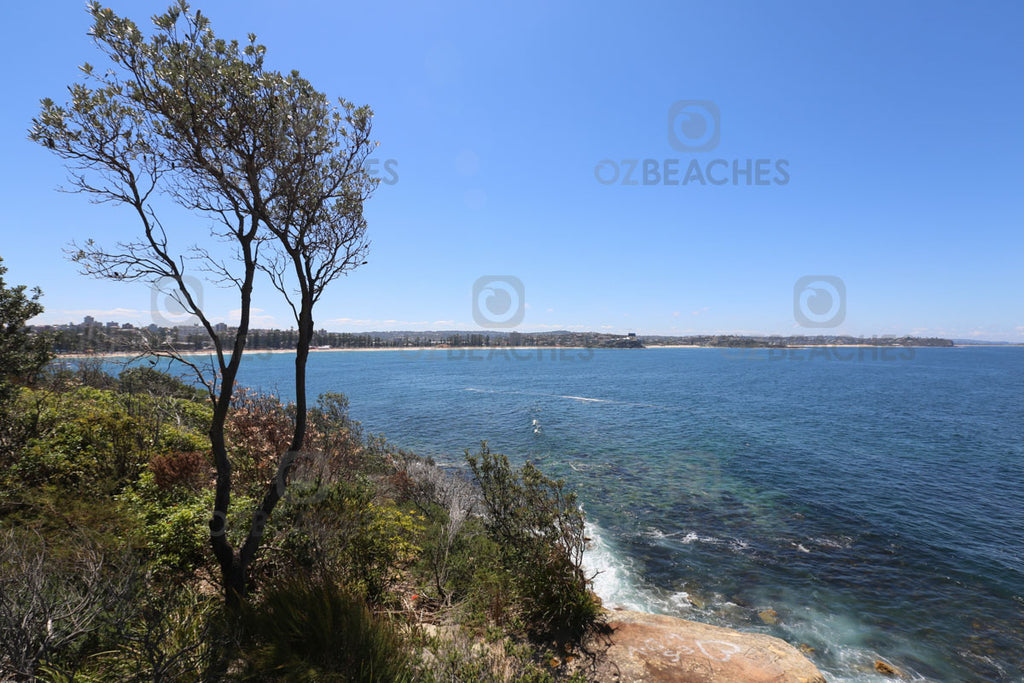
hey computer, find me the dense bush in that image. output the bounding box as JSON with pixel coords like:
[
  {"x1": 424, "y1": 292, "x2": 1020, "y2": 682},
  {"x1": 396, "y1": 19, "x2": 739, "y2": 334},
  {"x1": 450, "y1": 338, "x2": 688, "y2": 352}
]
[
  {"x1": 398, "y1": 457, "x2": 479, "y2": 605},
  {"x1": 8, "y1": 387, "x2": 152, "y2": 493},
  {"x1": 225, "y1": 386, "x2": 295, "y2": 498},
  {"x1": 1, "y1": 362, "x2": 600, "y2": 680},
  {"x1": 98, "y1": 586, "x2": 221, "y2": 683},
  {"x1": 262, "y1": 477, "x2": 424, "y2": 604},
  {"x1": 467, "y1": 445, "x2": 601, "y2": 642},
  {"x1": 118, "y1": 472, "x2": 219, "y2": 579},
  {"x1": 2, "y1": 379, "x2": 211, "y2": 494},
  {"x1": 0, "y1": 530, "x2": 224, "y2": 683},
  {"x1": 118, "y1": 366, "x2": 206, "y2": 401}
]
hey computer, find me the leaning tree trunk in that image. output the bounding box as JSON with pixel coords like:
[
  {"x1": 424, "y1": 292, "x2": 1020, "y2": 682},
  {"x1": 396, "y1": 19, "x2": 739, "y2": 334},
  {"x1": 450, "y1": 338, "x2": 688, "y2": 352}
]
[{"x1": 229, "y1": 298, "x2": 316, "y2": 602}]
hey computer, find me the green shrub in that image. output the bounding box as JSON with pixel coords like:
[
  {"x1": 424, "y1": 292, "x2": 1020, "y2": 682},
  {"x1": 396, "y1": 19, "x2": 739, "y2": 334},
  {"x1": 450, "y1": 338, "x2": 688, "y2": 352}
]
[
  {"x1": 9, "y1": 387, "x2": 148, "y2": 493},
  {"x1": 154, "y1": 427, "x2": 209, "y2": 456},
  {"x1": 263, "y1": 478, "x2": 423, "y2": 604},
  {"x1": 3, "y1": 383, "x2": 211, "y2": 495},
  {"x1": 118, "y1": 366, "x2": 205, "y2": 401},
  {"x1": 118, "y1": 471, "x2": 218, "y2": 579},
  {"x1": 466, "y1": 445, "x2": 601, "y2": 642},
  {"x1": 239, "y1": 577, "x2": 413, "y2": 682}
]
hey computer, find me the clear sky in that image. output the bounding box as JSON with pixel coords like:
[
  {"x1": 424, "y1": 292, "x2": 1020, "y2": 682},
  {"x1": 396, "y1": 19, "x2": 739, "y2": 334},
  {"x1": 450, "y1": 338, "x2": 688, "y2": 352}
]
[{"x1": 3, "y1": 1, "x2": 1022, "y2": 340}]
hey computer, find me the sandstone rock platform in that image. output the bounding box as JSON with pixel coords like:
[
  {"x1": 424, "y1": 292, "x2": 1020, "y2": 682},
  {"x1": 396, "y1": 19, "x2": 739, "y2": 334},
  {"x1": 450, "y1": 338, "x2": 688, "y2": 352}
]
[{"x1": 581, "y1": 609, "x2": 826, "y2": 683}]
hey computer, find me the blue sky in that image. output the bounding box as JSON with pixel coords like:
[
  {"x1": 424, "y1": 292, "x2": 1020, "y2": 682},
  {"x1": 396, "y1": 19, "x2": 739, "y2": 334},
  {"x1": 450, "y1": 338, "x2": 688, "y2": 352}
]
[{"x1": 3, "y1": 0, "x2": 1022, "y2": 340}]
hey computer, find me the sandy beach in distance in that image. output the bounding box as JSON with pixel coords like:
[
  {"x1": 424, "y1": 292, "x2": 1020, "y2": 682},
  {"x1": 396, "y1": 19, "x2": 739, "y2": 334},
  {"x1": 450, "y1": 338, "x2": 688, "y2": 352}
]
[{"x1": 55, "y1": 346, "x2": 610, "y2": 359}]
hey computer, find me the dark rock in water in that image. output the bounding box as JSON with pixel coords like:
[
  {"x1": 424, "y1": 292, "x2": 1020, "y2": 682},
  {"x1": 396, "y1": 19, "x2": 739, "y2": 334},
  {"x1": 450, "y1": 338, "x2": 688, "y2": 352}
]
[{"x1": 581, "y1": 609, "x2": 826, "y2": 682}]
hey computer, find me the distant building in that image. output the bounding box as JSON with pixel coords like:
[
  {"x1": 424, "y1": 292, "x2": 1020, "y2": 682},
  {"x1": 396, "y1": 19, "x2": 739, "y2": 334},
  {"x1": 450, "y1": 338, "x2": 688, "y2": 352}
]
[
  {"x1": 83, "y1": 315, "x2": 96, "y2": 326},
  {"x1": 175, "y1": 323, "x2": 204, "y2": 341}
]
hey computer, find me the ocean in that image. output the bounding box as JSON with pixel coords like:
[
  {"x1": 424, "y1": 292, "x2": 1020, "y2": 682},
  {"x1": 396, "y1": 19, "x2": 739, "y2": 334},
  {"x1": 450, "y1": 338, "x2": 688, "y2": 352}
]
[{"x1": 152, "y1": 346, "x2": 1024, "y2": 681}]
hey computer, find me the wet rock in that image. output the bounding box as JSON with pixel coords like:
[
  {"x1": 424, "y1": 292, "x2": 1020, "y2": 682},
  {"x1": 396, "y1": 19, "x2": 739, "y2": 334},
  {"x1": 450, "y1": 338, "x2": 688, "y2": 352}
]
[
  {"x1": 583, "y1": 609, "x2": 826, "y2": 683},
  {"x1": 758, "y1": 608, "x2": 779, "y2": 625},
  {"x1": 874, "y1": 659, "x2": 903, "y2": 677}
]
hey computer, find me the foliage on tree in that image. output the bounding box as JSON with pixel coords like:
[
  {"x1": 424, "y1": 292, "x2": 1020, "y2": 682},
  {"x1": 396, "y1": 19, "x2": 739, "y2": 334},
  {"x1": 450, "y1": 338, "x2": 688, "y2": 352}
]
[{"x1": 0, "y1": 257, "x2": 52, "y2": 406}]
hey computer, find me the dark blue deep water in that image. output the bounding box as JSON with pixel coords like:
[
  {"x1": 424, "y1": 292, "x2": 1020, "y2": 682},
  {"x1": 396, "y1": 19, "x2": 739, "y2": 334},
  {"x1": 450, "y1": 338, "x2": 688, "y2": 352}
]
[{"x1": 143, "y1": 347, "x2": 1024, "y2": 681}]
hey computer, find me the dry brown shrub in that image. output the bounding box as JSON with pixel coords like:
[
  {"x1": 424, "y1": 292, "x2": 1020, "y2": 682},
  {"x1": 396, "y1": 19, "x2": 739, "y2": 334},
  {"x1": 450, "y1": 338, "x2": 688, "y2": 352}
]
[
  {"x1": 149, "y1": 451, "x2": 210, "y2": 491},
  {"x1": 225, "y1": 387, "x2": 293, "y2": 492}
]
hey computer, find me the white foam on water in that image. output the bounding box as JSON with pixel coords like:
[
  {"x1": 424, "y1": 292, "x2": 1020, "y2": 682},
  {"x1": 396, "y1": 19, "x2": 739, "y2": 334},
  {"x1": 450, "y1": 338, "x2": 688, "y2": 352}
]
[
  {"x1": 777, "y1": 605, "x2": 933, "y2": 683},
  {"x1": 642, "y1": 527, "x2": 755, "y2": 554},
  {"x1": 679, "y1": 530, "x2": 724, "y2": 545},
  {"x1": 582, "y1": 521, "x2": 653, "y2": 613},
  {"x1": 666, "y1": 590, "x2": 693, "y2": 611},
  {"x1": 810, "y1": 535, "x2": 854, "y2": 550},
  {"x1": 583, "y1": 521, "x2": 928, "y2": 682},
  {"x1": 464, "y1": 386, "x2": 662, "y2": 408},
  {"x1": 730, "y1": 538, "x2": 750, "y2": 552}
]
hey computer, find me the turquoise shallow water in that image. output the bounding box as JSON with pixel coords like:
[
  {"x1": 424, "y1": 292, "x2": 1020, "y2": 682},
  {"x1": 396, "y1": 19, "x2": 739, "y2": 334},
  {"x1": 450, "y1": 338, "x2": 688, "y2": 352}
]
[{"x1": 126, "y1": 346, "x2": 1024, "y2": 681}]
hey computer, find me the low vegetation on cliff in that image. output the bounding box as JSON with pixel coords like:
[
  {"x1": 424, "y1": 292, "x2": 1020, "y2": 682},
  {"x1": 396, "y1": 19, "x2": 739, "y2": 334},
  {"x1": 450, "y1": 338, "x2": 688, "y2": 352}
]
[{"x1": 0, "y1": 362, "x2": 602, "y2": 681}]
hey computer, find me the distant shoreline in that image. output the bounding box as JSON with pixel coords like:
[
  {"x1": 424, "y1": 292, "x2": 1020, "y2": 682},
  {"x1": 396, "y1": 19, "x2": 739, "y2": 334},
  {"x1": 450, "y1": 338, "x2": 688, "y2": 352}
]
[
  {"x1": 53, "y1": 346, "x2": 602, "y2": 359},
  {"x1": 51, "y1": 343, "x2": 1021, "y2": 360}
]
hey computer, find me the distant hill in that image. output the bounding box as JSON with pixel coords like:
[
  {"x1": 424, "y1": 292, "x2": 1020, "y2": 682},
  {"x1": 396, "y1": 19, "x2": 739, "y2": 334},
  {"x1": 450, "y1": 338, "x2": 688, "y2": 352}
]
[
  {"x1": 950, "y1": 339, "x2": 1022, "y2": 346},
  {"x1": 638, "y1": 334, "x2": 954, "y2": 348},
  {"x1": 42, "y1": 321, "x2": 964, "y2": 354}
]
